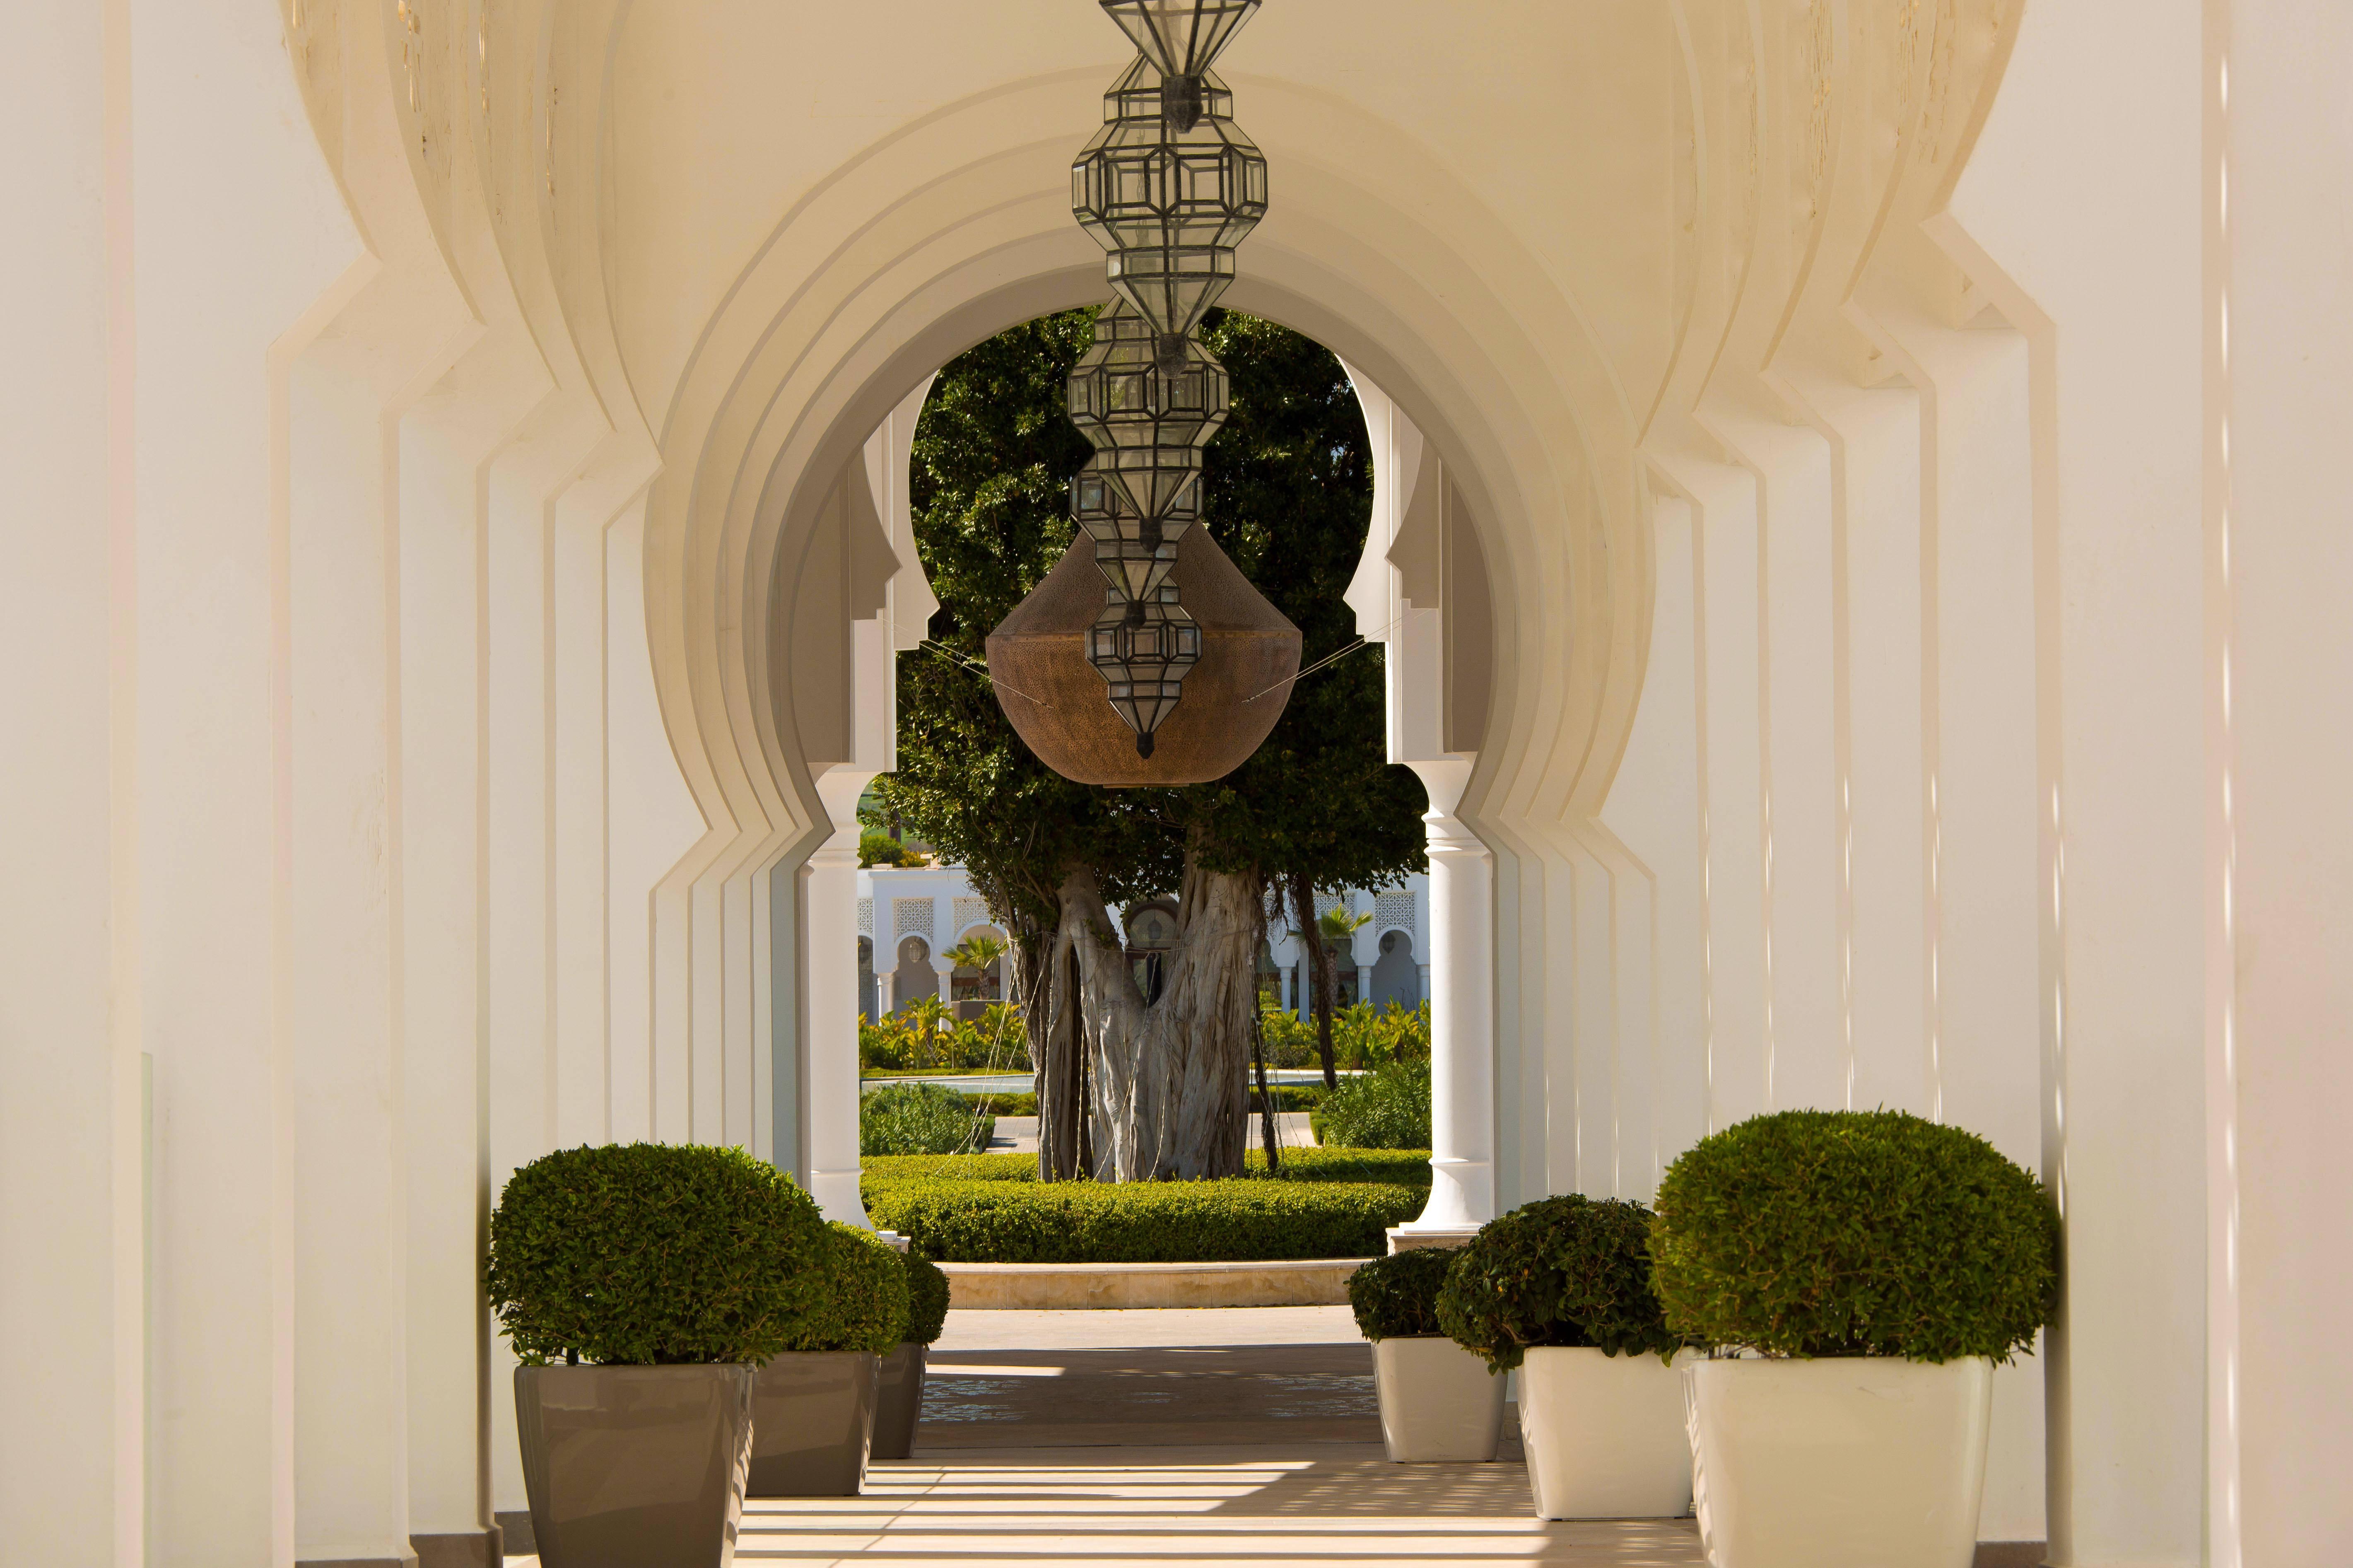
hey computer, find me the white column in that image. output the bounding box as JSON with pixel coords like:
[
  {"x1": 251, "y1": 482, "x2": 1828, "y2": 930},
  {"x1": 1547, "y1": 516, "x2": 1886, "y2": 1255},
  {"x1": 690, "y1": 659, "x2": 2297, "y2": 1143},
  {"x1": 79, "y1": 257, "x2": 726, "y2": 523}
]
[
  {"x1": 1417, "y1": 962, "x2": 1432, "y2": 1001},
  {"x1": 2210, "y1": 9, "x2": 2353, "y2": 1561},
  {"x1": 803, "y1": 773, "x2": 873, "y2": 1227},
  {"x1": 933, "y1": 959, "x2": 957, "y2": 1004},
  {"x1": 0, "y1": 10, "x2": 139, "y2": 1551},
  {"x1": 1953, "y1": 5, "x2": 2208, "y2": 1560},
  {"x1": 1398, "y1": 762, "x2": 1495, "y2": 1234}
]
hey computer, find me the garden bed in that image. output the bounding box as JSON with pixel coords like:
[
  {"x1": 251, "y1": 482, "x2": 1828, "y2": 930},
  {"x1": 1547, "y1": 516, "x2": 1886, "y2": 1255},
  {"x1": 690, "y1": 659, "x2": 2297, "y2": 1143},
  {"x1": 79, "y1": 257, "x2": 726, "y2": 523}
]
[{"x1": 859, "y1": 1147, "x2": 1433, "y2": 1265}]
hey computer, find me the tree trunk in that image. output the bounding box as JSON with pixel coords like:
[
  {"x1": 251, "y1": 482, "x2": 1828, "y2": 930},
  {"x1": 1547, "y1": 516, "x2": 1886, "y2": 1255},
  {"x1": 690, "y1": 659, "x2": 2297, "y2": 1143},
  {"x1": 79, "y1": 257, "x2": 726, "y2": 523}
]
[
  {"x1": 1060, "y1": 843, "x2": 1258, "y2": 1181},
  {"x1": 1290, "y1": 872, "x2": 1340, "y2": 1090},
  {"x1": 1025, "y1": 918, "x2": 1090, "y2": 1182},
  {"x1": 1250, "y1": 981, "x2": 1282, "y2": 1175}
]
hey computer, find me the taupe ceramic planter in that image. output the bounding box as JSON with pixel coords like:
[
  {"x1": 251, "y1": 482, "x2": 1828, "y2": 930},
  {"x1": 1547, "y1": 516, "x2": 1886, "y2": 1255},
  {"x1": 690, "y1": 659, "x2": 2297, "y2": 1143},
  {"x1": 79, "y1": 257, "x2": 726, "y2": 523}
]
[
  {"x1": 870, "y1": 1341, "x2": 929, "y2": 1460},
  {"x1": 514, "y1": 1363, "x2": 755, "y2": 1568},
  {"x1": 745, "y1": 1351, "x2": 880, "y2": 1496}
]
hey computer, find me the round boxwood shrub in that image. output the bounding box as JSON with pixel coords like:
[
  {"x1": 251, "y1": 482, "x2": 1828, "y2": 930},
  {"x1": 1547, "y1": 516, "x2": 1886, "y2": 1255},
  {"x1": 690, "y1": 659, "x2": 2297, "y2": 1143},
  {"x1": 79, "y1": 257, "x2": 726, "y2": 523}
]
[
  {"x1": 1436, "y1": 1194, "x2": 1678, "y2": 1372},
  {"x1": 1649, "y1": 1109, "x2": 2059, "y2": 1362},
  {"x1": 1346, "y1": 1246, "x2": 1461, "y2": 1341},
  {"x1": 782, "y1": 1223, "x2": 911, "y2": 1355},
  {"x1": 902, "y1": 1251, "x2": 952, "y2": 1346},
  {"x1": 860, "y1": 1081, "x2": 995, "y2": 1157},
  {"x1": 1311, "y1": 1060, "x2": 1431, "y2": 1150},
  {"x1": 486, "y1": 1141, "x2": 827, "y2": 1365}
]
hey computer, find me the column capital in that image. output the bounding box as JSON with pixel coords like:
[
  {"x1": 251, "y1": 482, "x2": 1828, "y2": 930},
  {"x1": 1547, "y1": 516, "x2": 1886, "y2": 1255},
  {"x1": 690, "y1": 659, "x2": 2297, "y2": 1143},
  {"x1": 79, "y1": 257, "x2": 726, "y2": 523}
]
[{"x1": 1422, "y1": 808, "x2": 1490, "y2": 862}]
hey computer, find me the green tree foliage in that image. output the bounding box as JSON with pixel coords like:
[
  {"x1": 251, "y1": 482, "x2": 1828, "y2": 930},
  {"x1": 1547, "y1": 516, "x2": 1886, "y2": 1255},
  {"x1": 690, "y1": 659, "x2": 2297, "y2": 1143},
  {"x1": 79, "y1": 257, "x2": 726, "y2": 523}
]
[
  {"x1": 869, "y1": 306, "x2": 1427, "y2": 960},
  {"x1": 871, "y1": 306, "x2": 1429, "y2": 1179},
  {"x1": 1179, "y1": 309, "x2": 1428, "y2": 890},
  {"x1": 868, "y1": 311, "x2": 1158, "y2": 943},
  {"x1": 858, "y1": 828, "x2": 926, "y2": 868}
]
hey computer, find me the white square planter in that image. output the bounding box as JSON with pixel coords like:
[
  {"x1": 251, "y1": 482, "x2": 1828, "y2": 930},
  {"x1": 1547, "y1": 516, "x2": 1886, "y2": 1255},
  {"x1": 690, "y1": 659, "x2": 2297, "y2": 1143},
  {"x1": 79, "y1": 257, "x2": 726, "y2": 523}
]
[
  {"x1": 1684, "y1": 1355, "x2": 1993, "y2": 1568},
  {"x1": 1518, "y1": 1346, "x2": 1692, "y2": 1519},
  {"x1": 1370, "y1": 1336, "x2": 1505, "y2": 1462}
]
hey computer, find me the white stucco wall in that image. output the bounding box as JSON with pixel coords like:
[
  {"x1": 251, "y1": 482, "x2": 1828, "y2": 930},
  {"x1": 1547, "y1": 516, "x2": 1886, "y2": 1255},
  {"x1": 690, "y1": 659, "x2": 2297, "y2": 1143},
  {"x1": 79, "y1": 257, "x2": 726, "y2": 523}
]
[{"x1": 7, "y1": 1, "x2": 2350, "y2": 1561}]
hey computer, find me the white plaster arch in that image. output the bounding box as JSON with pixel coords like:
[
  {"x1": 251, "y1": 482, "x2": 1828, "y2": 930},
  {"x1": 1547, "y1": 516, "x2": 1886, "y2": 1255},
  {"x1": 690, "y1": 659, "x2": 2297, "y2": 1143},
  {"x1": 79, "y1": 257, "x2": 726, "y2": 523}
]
[
  {"x1": 54, "y1": 2, "x2": 2246, "y2": 1557},
  {"x1": 635, "y1": 78, "x2": 1658, "y2": 1209}
]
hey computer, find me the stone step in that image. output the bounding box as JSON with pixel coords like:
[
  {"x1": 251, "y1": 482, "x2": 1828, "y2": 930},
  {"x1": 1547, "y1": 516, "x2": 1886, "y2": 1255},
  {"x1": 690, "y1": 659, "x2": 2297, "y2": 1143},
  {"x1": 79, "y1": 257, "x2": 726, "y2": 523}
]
[{"x1": 940, "y1": 1257, "x2": 1368, "y2": 1310}]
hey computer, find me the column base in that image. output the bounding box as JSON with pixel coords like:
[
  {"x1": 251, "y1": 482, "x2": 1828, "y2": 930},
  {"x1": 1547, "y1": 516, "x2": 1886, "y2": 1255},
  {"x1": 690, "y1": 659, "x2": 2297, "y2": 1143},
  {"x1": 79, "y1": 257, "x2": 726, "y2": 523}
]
[
  {"x1": 493, "y1": 1511, "x2": 534, "y2": 1556},
  {"x1": 1386, "y1": 1224, "x2": 1481, "y2": 1254},
  {"x1": 807, "y1": 1166, "x2": 872, "y2": 1228},
  {"x1": 413, "y1": 1531, "x2": 503, "y2": 1568}
]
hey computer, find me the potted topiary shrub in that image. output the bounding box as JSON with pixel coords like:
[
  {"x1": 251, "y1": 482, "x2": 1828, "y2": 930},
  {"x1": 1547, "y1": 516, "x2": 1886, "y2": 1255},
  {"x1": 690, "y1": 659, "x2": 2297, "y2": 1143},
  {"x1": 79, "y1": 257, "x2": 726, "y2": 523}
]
[
  {"x1": 745, "y1": 1222, "x2": 910, "y2": 1497},
  {"x1": 1437, "y1": 1194, "x2": 1686, "y2": 1520},
  {"x1": 870, "y1": 1250, "x2": 951, "y2": 1461},
  {"x1": 1346, "y1": 1246, "x2": 1504, "y2": 1463},
  {"x1": 1650, "y1": 1109, "x2": 2060, "y2": 1568},
  {"x1": 870, "y1": 1243, "x2": 950, "y2": 1450},
  {"x1": 486, "y1": 1142, "x2": 828, "y2": 1568}
]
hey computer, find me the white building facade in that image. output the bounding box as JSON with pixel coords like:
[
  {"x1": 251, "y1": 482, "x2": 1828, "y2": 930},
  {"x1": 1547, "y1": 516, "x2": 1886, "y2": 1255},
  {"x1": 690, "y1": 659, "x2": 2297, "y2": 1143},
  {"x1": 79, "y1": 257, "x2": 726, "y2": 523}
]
[
  {"x1": 856, "y1": 865, "x2": 1433, "y2": 1022},
  {"x1": 5, "y1": 3, "x2": 2349, "y2": 1565}
]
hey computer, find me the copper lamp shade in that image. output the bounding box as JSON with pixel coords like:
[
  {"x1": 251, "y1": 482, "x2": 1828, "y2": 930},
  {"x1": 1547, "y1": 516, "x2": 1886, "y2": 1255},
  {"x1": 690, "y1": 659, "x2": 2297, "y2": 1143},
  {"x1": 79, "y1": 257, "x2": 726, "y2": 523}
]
[{"x1": 986, "y1": 526, "x2": 1298, "y2": 786}]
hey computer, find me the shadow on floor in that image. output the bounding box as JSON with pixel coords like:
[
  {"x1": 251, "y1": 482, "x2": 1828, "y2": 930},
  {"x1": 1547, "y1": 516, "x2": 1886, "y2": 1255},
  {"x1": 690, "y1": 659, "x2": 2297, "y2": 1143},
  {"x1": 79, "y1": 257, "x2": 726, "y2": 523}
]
[{"x1": 917, "y1": 1342, "x2": 1431, "y2": 1451}]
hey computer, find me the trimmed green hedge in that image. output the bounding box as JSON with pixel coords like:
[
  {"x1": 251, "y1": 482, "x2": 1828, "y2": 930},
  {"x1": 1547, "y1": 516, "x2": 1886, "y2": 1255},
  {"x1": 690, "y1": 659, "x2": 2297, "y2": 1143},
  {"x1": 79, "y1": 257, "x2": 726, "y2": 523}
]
[
  {"x1": 859, "y1": 1145, "x2": 1432, "y2": 1187},
  {"x1": 1649, "y1": 1109, "x2": 2058, "y2": 1363},
  {"x1": 784, "y1": 1223, "x2": 909, "y2": 1355},
  {"x1": 1347, "y1": 1246, "x2": 1461, "y2": 1341},
  {"x1": 863, "y1": 1177, "x2": 1426, "y2": 1263},
  {"x1": 958, "y1": 1090, "x2": 1039, "y2": 1116},
  {"x1": 485, "y1": 1142, "x2": 827, "y2": 1366},
  {"x1": 902, "y1": 1252, "x2": 952, "y2": 1345},
  {"x1": 865, "y1": 1085, "x2": 1326, "y2": 1119}
]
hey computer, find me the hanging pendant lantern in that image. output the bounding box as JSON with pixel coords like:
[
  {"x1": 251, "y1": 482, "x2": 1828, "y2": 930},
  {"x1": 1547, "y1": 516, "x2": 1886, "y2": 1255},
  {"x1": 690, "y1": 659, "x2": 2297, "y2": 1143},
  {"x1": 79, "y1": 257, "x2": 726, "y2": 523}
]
[
  {"x1": 984, "y1": 0, "x2": 1285, "y2": 780},
  {"x1": 1099, "y1": 0, "x2": 1261, "y2": 130},
  {"x1": 1066, "y1": 298, "x2": 1227, "y2": 530},
  {"x1": 1072, "y1": 54, "x2": 1268, "y2": 374},
  {"x1": 985, "y1": 526, "x2": 1297, "y2": 786}
]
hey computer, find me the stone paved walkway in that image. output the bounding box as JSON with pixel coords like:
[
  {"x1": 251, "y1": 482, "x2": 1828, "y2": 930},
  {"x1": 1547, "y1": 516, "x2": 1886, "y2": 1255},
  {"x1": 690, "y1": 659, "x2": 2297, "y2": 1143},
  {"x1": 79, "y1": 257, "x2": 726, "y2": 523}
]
[{"x1": 511, "y1": 1307, "x2": 1708, "y2": 1567}]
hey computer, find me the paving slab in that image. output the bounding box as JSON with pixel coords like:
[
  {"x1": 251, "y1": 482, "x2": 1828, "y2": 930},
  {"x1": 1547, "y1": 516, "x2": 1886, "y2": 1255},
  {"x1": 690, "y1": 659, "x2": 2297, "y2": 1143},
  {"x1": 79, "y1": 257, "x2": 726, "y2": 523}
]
[{"x1": 736, "y1": 1447, "x2": 1707, "y2": 1565}]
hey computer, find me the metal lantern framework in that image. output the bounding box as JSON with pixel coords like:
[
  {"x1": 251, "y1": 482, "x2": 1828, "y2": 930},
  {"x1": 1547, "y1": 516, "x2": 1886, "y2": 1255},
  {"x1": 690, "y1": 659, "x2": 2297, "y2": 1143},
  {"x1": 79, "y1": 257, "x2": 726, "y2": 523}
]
[
  {"x1": 1073, "y1": 58, "x2": 1269, "y2": 376},
  {"x1": 1069, "y1": 0, "x2": 1264, "y2": 758}
]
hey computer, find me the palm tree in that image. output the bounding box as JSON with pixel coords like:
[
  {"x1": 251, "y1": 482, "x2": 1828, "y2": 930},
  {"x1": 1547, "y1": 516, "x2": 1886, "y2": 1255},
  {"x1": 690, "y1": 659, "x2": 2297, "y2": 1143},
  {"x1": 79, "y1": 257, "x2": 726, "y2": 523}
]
[
  {"x1": 1291, "y1": 894, "x2": 1373, "y2": 1090},
  {"x1": 946, "y1": 931, "x2": 1009, "y2": 991}
]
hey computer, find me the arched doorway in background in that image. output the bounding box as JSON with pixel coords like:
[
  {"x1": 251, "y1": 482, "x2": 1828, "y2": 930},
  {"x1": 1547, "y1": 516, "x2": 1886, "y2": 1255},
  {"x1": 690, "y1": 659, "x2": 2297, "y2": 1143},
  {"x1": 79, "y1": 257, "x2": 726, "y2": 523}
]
[
  {"x1": 1369, "y1": 929, "x2": 1419, "y2": 1010},
  {"x1": 892, "y1": 936, "x2": 934, "y2": 1016}
]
